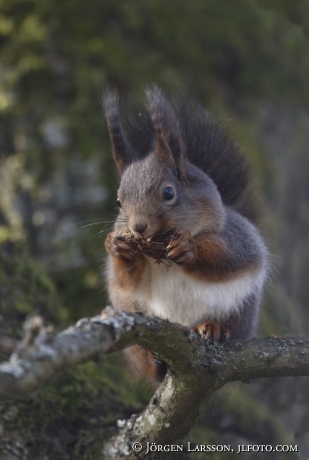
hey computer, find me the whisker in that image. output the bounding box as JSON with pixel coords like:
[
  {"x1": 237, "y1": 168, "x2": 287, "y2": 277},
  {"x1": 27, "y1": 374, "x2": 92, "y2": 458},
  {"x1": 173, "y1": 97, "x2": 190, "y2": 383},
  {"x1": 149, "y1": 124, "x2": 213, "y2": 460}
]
[
  {"x1": 64, "y1": 219, "x2": 104, "y2": 230},
  {"x1": 69, "y1": 222, "x2": 113, "y2": 249},
  {"x1": 80, "y1": 221, "x2": 116, "y2": 229},
  {"x1": 88, "y1": 228, "x2": 113, "y2": 254},
  {"x1": 69, "y1": 229, "x2": 90, "y2": 250},
  {"x1": 72, "y1": 201, "x2": 118, "y2": 217}
]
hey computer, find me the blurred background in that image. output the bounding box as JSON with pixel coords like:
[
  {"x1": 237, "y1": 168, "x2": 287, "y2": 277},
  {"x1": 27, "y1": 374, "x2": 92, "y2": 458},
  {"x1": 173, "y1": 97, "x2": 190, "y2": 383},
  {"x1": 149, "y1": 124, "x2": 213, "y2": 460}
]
[{"x1": 0, "y1": 0, "x2": 309, "y2": 458}]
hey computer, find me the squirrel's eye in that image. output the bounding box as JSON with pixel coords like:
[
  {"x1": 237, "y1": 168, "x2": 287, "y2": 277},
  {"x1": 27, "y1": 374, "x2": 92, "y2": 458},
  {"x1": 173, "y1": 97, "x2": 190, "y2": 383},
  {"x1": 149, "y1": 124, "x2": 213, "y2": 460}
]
[
  {"x1": 162, "y1": 186, "x2": 174, "y2": 201},
  {"x1": 116, "y1": 198, "x2": 121, "y2": 208}
]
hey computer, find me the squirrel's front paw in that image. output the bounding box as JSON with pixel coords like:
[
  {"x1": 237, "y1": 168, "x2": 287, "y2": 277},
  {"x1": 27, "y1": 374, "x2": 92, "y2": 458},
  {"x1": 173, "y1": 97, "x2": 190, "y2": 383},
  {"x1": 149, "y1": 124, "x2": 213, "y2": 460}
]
[
  {"x1": 105, "y1": 232, "x2": 137, "y2": 261},
  {"x1": 166, "y1": 230, "x2": 196, "y2": 265},
  {"x1": 192, "y1": 321, "x2": 230, "y2": 341}
]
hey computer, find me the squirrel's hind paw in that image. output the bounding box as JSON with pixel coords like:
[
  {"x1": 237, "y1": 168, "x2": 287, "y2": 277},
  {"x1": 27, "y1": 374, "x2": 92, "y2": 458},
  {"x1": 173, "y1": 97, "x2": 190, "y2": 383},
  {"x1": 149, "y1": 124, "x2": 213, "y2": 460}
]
[{"x1": 192, "y1": 321, "x2": 230, "y2": 341}]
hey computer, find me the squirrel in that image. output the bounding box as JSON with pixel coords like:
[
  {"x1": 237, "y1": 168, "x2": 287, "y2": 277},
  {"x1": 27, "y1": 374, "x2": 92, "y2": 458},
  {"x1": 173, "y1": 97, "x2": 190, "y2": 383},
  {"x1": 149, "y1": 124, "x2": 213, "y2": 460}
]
[{"x1": 103, "y1": 86, "x2": 268, "y2": 383}]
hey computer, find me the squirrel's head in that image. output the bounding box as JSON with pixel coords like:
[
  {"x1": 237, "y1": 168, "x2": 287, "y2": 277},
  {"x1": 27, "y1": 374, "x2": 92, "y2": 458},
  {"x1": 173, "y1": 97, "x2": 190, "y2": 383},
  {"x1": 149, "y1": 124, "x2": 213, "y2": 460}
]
[{"x1": 104, "y1": 87, "x2": 224, "y2": 238}]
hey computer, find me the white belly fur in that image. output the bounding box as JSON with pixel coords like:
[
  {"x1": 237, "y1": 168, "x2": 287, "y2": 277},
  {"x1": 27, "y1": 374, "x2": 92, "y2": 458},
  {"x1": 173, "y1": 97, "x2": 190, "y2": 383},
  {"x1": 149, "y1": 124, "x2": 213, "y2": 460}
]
[{"x1": 132, "y1": 259, "x2": 265, "y2": 327}]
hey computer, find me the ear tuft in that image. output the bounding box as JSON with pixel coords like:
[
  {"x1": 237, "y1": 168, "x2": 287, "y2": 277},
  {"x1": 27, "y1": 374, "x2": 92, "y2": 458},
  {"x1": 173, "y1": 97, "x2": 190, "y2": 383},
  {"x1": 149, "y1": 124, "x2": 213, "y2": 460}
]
[
  {"x1": 145, "y1": 86, "x2": 187, "y2": 182},
  {"x1": 103, "y1": 90, "x2": 134, "y2": 176}
]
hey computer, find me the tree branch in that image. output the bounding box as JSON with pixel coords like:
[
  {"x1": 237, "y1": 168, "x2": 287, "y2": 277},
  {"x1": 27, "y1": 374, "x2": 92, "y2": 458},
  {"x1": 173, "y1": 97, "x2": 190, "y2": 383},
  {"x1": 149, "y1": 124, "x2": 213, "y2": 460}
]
[{"x1": 0, "y1": 307, "x2": 308, "y2": 459}]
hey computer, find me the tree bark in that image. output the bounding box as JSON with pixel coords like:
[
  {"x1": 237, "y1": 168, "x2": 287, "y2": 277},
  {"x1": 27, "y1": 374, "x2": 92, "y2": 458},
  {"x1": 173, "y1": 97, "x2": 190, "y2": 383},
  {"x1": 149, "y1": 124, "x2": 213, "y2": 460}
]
[{"x1": 0, "y1": 307, "x2": 308, "y2": 459}]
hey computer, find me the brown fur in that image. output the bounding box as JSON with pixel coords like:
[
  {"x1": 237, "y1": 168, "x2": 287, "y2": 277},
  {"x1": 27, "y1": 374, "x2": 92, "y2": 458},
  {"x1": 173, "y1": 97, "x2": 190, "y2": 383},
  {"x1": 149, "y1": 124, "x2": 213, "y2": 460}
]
[
  {"x1": 105, "y1": 232, "x2": 146, "y2": 291},
  {"x1": 182, "y1": 232, "x2": 258, "y2": 282},
  {"x1": 124, "y1": 346, "x2": 167, "y2": 384}
]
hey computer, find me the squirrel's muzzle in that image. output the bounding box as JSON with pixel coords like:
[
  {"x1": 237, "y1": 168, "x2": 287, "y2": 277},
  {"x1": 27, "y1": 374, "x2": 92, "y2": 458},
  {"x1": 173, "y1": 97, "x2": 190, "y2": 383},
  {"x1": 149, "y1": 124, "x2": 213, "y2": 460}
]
[{"x1": 131, "y1": 221, "x2": 148, "y2": 237}]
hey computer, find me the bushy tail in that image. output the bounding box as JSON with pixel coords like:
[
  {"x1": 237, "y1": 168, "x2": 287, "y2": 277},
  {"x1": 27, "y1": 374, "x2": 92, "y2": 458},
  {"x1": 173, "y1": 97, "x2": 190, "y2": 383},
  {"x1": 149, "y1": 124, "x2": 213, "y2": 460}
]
[{"x1": 178, "y1": 98, "x2": 257, "y2": 222}]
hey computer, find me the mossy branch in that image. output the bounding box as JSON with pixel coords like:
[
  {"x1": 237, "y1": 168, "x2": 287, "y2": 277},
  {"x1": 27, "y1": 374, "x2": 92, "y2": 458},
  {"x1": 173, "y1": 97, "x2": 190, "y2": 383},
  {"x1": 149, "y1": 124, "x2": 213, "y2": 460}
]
[{"x1": 0, "y1": 307, "x2": 309, "y2": 459}]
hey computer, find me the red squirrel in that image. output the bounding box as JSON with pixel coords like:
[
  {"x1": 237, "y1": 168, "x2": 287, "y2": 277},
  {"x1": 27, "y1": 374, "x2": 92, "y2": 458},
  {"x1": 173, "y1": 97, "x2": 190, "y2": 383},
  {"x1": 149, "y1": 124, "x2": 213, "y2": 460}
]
[{"x1": 103, "y1": 87, "x2": 268, "y2": 383}]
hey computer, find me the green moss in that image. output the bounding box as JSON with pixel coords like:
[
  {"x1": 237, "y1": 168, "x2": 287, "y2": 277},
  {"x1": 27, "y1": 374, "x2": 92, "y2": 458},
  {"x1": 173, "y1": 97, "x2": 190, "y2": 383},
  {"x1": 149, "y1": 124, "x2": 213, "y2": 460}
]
[
  {"x1": 0, "y1": 244, "x2": 62, "y2": 362},
  {"x1": 0, "y1": 245, "x2": 59, "y2": 318},
  {"x1": 0, "y1": 354, "x2": 148, "y2": 459}
]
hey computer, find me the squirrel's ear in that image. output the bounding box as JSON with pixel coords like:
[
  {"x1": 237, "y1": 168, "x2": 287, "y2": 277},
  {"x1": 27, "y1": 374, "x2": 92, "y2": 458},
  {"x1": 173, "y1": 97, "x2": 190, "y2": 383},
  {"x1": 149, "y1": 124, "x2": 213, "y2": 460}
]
[
  {"x1": 146, "y1": 86, "x2": 187, "y2": 182},
  {"x1": 103, "y1": 90, "x2": 134, "y2": 176}
]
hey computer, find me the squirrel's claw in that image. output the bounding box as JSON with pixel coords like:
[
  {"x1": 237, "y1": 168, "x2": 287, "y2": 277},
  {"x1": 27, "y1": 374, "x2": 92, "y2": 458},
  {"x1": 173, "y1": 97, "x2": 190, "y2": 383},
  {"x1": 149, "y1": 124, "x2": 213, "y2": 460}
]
[
  {"x1": 192, "y1": 321, "x2": 230, "y2": 341},
  {"x1": 166, "y1": 230, "x2": 196, "y2": 265},
  {"x1": 105, "y1": 232, "x2": 137, "y2": 260}
]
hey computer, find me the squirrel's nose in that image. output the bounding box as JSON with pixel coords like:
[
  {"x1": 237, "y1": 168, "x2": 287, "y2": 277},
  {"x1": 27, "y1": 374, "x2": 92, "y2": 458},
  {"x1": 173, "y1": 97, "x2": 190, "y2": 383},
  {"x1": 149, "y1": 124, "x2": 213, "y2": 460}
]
[{"x1": 132, "y1": 222, "x2": 147, "y2": 236}]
